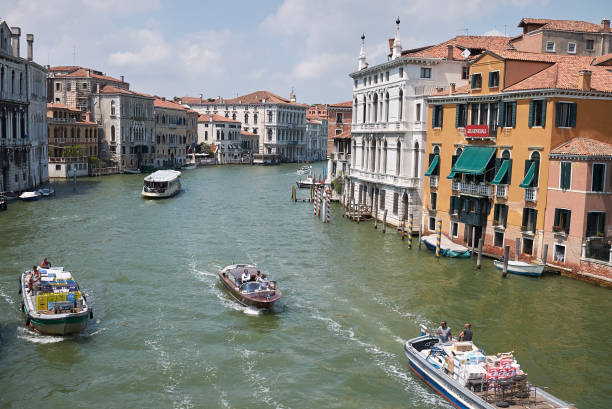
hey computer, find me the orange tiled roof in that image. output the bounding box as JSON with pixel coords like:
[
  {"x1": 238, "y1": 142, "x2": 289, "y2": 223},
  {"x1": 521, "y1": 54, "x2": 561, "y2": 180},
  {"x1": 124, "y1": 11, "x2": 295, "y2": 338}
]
[
  {"x1": 329, "y1": 101, "x2": 352, "y2": 108},
  {"x1": 593, "y1": 53, "x2": 612, "y2": 66},
  {"x1": 48, "y1": 65, "x2": 80, "y2": 73},
  {"x1": 178, "y1": 91, "x2": 307, "y2": 107},
  {"x1": 99, "y1": 85, "x2": 152, "y2": 98},
  {"x1": 518, "y1": 18, "x2": 611, "y2": 33},
  {"x1": 240, "y1": 130, "x2": 257, "y2": 136},
  {"x1": 430, "y1": 84, "x2": 471, "y2": 97},
  {"x1": 46, "y1": 102, "x2": 81, "y2": 112},
  {"x1": 549, "y1": 138, "x2": 612, "y2": 158},
  {"x1": 402, "y1": 35, "x2": 512, "y2": 61},
  {"x1": 333, "y1": 130, "x2": 351, "y2": 140},
  {"x1": 57, "y1": 68, "x2": 126, "y2": 83},
  {"x1": 197, "y1": 114, "x2": 240, "y2": 123},
  {"x1": 154, "y1": 97, "x2": 188, "y2": 111}
]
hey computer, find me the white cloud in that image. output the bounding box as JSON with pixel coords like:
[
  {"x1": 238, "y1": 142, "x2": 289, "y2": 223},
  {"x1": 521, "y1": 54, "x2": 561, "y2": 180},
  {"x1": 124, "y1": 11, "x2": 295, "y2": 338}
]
[
  {"x1": 292, "y1": 53, "x2": 349, "y2": 80},
  {"x1": 108, "y1": 29, "x2": 170, "y2": 66},
  {"x1": 482, "y1": 29, "x2": 505, "y2": 36}
]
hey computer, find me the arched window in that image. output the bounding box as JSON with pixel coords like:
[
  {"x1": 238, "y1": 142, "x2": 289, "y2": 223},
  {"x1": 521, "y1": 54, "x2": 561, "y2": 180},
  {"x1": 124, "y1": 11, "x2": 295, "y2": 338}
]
[
  {"x1": 362, "y1": 96, "x2": 366, "y2": 124},
  {"x1": 71, "y1": 128, "x2": 75, "y2": 138},
  {"x1": 232, "y1": 113, "x2": 236, "y2": 120},
  {"x1": 360, "y1": 139, "x2": 365, "y2": 169},
  {"x1": 384, "y1": 92, "x2": 389, "y2": 122},
  {"x1": 371, "y1": 139, "x2": 376, "y2": 171},
  {"x1": 398, "y1": 89, "x2": 403, "y2": 121},
  {"x1": 530, "y1": 150, "x2": 541, "y2": 186},
  {"x1": 456, "y1": 147, "x2": 463, "y2": 156},
  {"x1": 11, "y1": 70, "x2": 15, "y2": 94},
  {"x1": 382, "y1": 140, "x2": 387, "y2": 174},
  {"x1": 111, "y1": 101, "x2": 116, "y2": 116},
  {"x1": 254, "y1": 113, "x2": 258, "y2": 123},
  {"x1": 111, "y1": 125, "x2": 115, "y2": 142},
  {"x1": 502, "y1": 149, "x2": 511, "y2": 159},
  {"x1": 372, "y1": 93, "x2": 378, "y2": 122},
  {"x1": 19, "y1": 73, "x2": 23, "y2": 95},
  {"x1": 267, "y1": 128, "x2": 272, "y2": 140},
  {"x1": 1, "y1": 67, "x2": 4, "y2": 93},
  {"x1": 244, "y1": 113, "x2": 249, "y2": 124},
  {"x1": 396, "y1": 140, "x2": 401, "y2": 176},
  {"x1": 433, "y1": 146, "x2": 440, "y2": 155},
  {"x1": 413, "y1": 142, "x2": 420, "y2": 177}
]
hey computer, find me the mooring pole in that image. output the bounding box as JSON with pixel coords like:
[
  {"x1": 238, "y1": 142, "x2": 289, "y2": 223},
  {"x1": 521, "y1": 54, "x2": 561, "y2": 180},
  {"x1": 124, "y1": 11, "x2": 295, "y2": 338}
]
[
  {"x1": 542, "y1": 243, "x2": 549, "y2": 267},
  {"x1": 515, "y1": 238, "x2": 520, "y2": 262},
  {"x1": 503, "y1": 245, "x2": 510, "y2": 277},
  {"x1": 470, "y1": 226, "x2": 476, "y2": 258},
  {"x1": 374, "y1": 196, "x2": 379, "y2": 229},
  {"x1": 418, "y1": 229, "x2": 422, "y2": 250},
  {"x1": 382, "y1": 209, "x2": 387, "y2": 233},
  {"x1": 408, "y1": 213, "x2": 413, "y2": 249},
  {"x1": 477, "y1": 238, "x2": 484, "y2": 269},
  {"x1": 436, "y1": 218, "x2": 442, "y2": 258},
  {"x1": 401, "y1": 217, "x2": 406, "y2": 240}
]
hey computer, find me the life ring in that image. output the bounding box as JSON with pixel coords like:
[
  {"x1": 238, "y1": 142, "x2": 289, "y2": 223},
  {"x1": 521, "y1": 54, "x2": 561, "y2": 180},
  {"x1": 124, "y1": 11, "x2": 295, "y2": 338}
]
[{"x1": 89, "y1": 308, "x2": 94, "y2": 319}]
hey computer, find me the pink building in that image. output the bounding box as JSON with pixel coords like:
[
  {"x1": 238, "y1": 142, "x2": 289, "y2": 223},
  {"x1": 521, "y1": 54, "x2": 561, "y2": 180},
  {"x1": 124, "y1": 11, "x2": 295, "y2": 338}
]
[{"x1": 544, "y1": 138, "x2": 612, "y2": 285}]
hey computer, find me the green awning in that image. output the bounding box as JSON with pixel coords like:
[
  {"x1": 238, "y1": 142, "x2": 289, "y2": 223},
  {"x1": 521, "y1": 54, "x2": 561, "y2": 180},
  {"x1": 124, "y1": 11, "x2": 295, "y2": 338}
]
[
  {"x1": 492, "y1": 160, "x2": 510, "y2": 185},
  {"x1": 520, "y1": 162, "x2": 536, "y2": 188},
  {"x1": 424, "y1": 155, "x2": 439, "y2": 176},
  {"x1": 446, "y1": 171, "x2": 457, "y2": 180},
  {"x1": 446, "y1": 146, "x2": 496, "y2": 178}
]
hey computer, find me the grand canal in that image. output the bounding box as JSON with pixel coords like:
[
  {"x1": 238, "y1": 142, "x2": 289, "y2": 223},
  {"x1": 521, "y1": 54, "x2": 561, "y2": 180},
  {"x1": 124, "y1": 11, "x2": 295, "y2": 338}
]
[{"x1": 0, "y1": 164, "x2": 610, "y2": 409}]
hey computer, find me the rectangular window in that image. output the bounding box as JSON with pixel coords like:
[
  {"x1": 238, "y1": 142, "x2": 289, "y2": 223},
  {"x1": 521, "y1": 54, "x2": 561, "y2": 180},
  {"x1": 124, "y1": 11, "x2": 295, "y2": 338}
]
[
  {"x1": 488, "y1": 71, "x2": 500, "y2": 88},
  {"x1": 470, "y1": 104, "x2": 479, "y2": 125},
  {"x1": 432, "y1": 106, "x2": 443, "y2": 128},
  {"x1": 553, "y1": 208, "x2": 571, "y2": 234},
  {"x1": 430, "y1": 192, "x2": 437, "y2": 210},
  {"x1": 55, "y1": 82, "x2": 61, "y2": 91},
  {"x1": 386, "y1": 71, "x2": 389, "y2": 81},
  {"x1": 567, "y1": 42, "x2": 576, "y2": 54},
  {"x1": 586, "y1": 212, "x2": 605, "y2": 237},
  {"x1": 429, "y1": 217, "x2": 436, "y2": 232},
  {"x1": 522, "y1": 207, "x2": 538, "y2": 233},
  {"x1": 66, "y1": 82, "x2": 71, "y2": 91},
  {"x1": 523, "y1": 237, "x2": 534, "y2": 255},
  {"x1": 560, "y1": 161, "x2": 572, "y2": 190},
  {"x1": 555, "y1": 102, "x2": 577, "y2": 128},
  {"x1": 399, "y1": 68, "x2": 403, "y2": 78},
  {"x1": 393, "y1": 193, "x2": 399, "y2": 215},
  {"x1": 420, "y1": 67, "x2": 431, "y2": 78},
  {"x1": 546, "y1": 41, "x2": 555, "y2": 52},
  {"x1": 591, "y1": 163, "x2": 605, "y2": 192},
  {"x1": 55, "y1": 164, "x2": 61, "y2": 171},
  {"x1": 462, "y1": 66, "x2": 469, "y2": 80},
  {"x1": 456, "y1": 104, "x2": 467, "y2": 128},
  {"x1": 416, "y1": 103, "x2": 421, "y2": 122},
  {"x1": 586, "y1": 39, "x2": 594, "y2": 51},
  {"x1": 529, "y1": 99, "x2": 546, "y2": 127},
  {"x1": 471, "y1": 73, "x2": 482, "y2": 89},
  {"x1": 553, "y1": 244, "x2": 566, "y2": 263},
  {"x1": 503, "y1": 102, "x2": 516, "y2": 128},
  {"x1": 494, "y1": 203, "x2": 508, "y2": 227},
  {"x1": 380, "y1": 189, "x2": 385, "y2": 210},
  {"x1": 494, "y1": 231, "x2": 504, "y2": 248},
  {"x1": 451, "y1": 222, "x2": 459, "y2": 238}
]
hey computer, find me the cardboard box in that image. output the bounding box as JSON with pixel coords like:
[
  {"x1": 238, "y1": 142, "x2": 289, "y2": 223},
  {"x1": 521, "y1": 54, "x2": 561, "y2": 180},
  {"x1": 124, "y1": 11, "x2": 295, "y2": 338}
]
[{"x1": 455, "y1": 342, "x2": 473, "y2": 352}]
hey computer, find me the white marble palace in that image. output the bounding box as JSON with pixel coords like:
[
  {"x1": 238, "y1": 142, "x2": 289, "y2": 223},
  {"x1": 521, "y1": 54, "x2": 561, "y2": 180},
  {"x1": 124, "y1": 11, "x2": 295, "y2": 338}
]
[{"x1": 347, "y1": 19, "x2": 472, "y2": 228}]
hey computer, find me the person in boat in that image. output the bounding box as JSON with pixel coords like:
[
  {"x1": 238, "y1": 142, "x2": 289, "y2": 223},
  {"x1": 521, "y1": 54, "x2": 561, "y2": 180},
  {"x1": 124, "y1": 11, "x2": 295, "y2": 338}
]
[
  {"x1": 458, "y1": 323, "x2": 473, "y2": 342},
  {"x1": 255, "y1": 271, "x2": 268, "y2": 289},
  {"x1": 436, "y1": 321, "x2": 452, "y2": 343},
  {"x1": 40, "y1": 257, "x2": 51, "y2": 268},
  {"x1": 241, "y1": 269, "x2": 251, "y2": 284},
  {"x1": 28, "y1": 266, "x2": 41, "y2": 293}
]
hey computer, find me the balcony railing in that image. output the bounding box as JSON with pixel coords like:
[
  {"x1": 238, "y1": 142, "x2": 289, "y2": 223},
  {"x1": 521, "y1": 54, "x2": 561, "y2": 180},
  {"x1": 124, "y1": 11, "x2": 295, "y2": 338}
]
[
  {"x1": 429, "y1": 175, "x2": 439, "y2": 188},
  {"x1": 496, "y1": 185, "x2": 507, "y2": 199},
  {"x1": 451, "y1": 181, "x2": 459, "y2": 191},
  {"x1": 524, "y1": 187, "x2": 537, "y2": 202},
  {"x1": 456, "y1": 182, "x2": 493, "y2": 196},
  {"x1": 349, "y1": 168, "x2": 420, "y2": 189}
]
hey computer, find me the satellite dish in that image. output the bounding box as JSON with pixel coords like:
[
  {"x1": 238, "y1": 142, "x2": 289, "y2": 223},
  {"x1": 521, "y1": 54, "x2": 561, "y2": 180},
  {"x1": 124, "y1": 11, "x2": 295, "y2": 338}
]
[{"x1": 461, "y1": 49, "x2": 471, "y2": 58}]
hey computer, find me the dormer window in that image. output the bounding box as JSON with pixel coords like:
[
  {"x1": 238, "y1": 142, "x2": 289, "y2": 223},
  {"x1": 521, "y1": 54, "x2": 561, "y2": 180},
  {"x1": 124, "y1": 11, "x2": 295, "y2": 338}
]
[{"x1": 546, "y1": 41, "x2": 555, "y2": 52}]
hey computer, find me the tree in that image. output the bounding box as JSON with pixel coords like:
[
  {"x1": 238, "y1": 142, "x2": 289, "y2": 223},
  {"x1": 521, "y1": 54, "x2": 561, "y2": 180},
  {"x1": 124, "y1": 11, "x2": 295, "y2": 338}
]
[
  {"x1": 196, "y1": 142, "x2": 212, "y2": 155},
  {"x1": 63, "y1": 145, "x2": 84, "y2": 158}
]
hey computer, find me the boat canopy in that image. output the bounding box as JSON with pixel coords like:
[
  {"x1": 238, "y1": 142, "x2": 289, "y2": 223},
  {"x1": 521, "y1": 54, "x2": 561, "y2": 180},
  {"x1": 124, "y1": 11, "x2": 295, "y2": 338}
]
[
  {"x1": 446, "y1": 146, "x2": 496, "y2": 179},
  {"x1": 144, "y1": 170, "x2": 181, "y2": 183},
  {"x1": 492, "y1": 159, "x2": 510, "y2": 185},
  {"x1": 519, "y1": 162, "x2": 536, "y2": 188},
  {"x1": 424, "y1": 155, "x2": 439, "y2": 176}
]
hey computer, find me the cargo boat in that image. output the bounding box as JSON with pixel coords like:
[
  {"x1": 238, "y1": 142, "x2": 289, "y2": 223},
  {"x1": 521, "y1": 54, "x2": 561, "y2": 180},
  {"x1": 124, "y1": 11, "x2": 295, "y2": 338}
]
[
  {"x1": 404, "y1": 328, "x2": 574, "y2": 409},
  {"x1": 142, "y1": 170, "x2": 181, "y2": 198},
  {"x1": 20, "y1": 267, "x2": 92, "y2": 335},
  {"x1": 218, "y1": 264, "x2": 282, "y2": 309}
]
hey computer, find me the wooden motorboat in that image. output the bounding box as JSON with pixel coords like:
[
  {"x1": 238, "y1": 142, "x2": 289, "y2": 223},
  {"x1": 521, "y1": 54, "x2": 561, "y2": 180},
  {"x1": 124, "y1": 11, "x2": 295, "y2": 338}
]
[
  {"x1": 296, "y1": 175, "x2": 324, "y2": 189},
  {"x1": 218, "y1": 264, "x2": 281, "y2": 309},
  {"x1": 423, "y1": 234, "x2": 471, "y2": 258},
  {"x1": 493, "y1": 260, "x2": 544, "y2": 277},
  {"x1": 142, "y1": 170, "x2": 181, "y2": 198},
  {"x1": 297, "y1": 165, "x2": 312, "y2": 175},
  {"x1": 37, "y1": 187, "x2": 55, "y2": 197},
  {"x1": 405, "y1": 328, "x2": 574, "y2": 409},
  {"x1": 20, "y1": 266, "x2": 92, "y2": 335},
  {"x1": 19, "y1": 191, "x2": 41, "y2": 201},
  {"x1": 1, "y1": 191, "x2": 19, "y2": 200}
]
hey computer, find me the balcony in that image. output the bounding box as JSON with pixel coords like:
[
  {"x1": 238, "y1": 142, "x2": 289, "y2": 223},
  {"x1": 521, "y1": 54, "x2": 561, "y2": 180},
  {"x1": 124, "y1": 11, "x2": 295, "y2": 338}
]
[
  {"x1": 331, "y1": 152, "x2": 350, "y2": 162},
  {"x1": 451, "y1": 180, "x2": 459, "y2": 191},
  {"x1": 429, "y1": 175, "x2": 439, "y2": 188},
  {"x1": 349, "y1": 168, "x2": 420, "y2": 189},
  {"x1": 455, "y1": 182, "x2": 493, "y2": 196},
  {"x1": 524, "y1": 187, "x2": 537, "y2": 202},
  {"x1": 496, "y1": 185, "x2": 507, "y2": 199}
]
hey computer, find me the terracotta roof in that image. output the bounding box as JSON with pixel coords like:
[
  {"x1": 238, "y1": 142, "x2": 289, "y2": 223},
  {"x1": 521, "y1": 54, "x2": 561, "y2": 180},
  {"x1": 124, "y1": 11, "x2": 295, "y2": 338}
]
[
  {"x1": 402, "y1": 35, "x2": 512, "y2": 61},
  {"x1": 430, "y1": 84, "x2": 470, "y2": 97},
  {"x1": 48, "y1": 65, "x2": 80, "y2": 73},
  {"x1": 329, "y1": 101, "x2": 352, "y2": 108},
  {"x1": 549, "y1": 138, "x2": 612, "y2": 158},
  {"x1": 177, "y1": 91, "x2": 307, "y2": 107},
  {"x1": 176, "y1": 96, "x2": 204, "y2": 105},
  {"x1": 154, "y1": 98, "x2": 188, "y2": 111},
  {"x1": 240, "y1": 130, "x2": 257, "y2": 136},
  {"x1": 197, "y1": 114, "x2": 240, "y2": 123},
  {"x1": 593, "y1": 53, "x2": 612, "y2": 66},
  {"x1": 518, "y1": 18, "x2": 611, "y2": 33},
  {"x1": 99, "y1": 85, "x2": 153, "y2": 98},
  {"x1": 46, "y1": 103, "x2": 81, "y2": 112},
  {"x1": 333, "y1": 130, "x2": 351, "y2": 140},
  {"x1": 56, "y1": 68, "x2": 126, "y2": 83}
]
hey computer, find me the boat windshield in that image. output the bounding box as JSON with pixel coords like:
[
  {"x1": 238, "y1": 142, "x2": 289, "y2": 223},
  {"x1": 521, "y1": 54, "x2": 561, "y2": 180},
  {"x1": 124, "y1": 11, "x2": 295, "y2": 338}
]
[{"x1": 240, "y1": 281, "x2": 268, "y2": 294}]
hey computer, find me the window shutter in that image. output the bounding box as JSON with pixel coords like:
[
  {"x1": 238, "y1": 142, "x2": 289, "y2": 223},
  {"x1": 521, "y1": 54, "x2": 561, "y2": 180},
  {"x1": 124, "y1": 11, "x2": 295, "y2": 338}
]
[
  {"x1": 511, "y1": 102, "x2": 517, "y2": 128},
  {"x1": 502, "y1": 205, "x2": 508, "y2": 227},
  {"x1": 451, "y1": 154, "x2": 459, "y2": 166},
  {"x1": 598, "y1": 213, "x2": 605, "y2": 235},
  {"x1": 554, "y1": 208, "x2": 560, "y2": 227},
  {"x1": 541, "y1": 99, "x2": 547, "y2": 128},
  {"x1": 494, "y1": 204, "x2": 500, "y2": 222},
  {"x1": 455, "y1": 105, "x2": 461, "y2": 127},
  {"x1": 532, "y1": 209, "x2": 538, "y2": 233},
  {"x1": 522, "y1": 208, "x2": 528, "y2": 229},
  {"x1": 498, "y1": 102, "x2": 505, "y2": 125},
  {"x1": 524, "y1": 159, "x2": 533, "y2": 175},
  {"x1": 569, "y1": 103, "x2": 577, "y2": 127},
  {"x1": 555, "y1": 102, "x2": 562, "y2": 127},
  {"x1": 506, "y1": 159, "x2": 512, "y2": 184},
  {"x1": 471, "y1": 75, "x2": 476, "y2": 89},
  {"x1": 565, "y1": 211, "x2": 571, "y2": 234},
  {"x1": 528, "y1": 100, "x2": 534, "y2": 127},
  {"x1": 488, "y1": 72, "x2": 494, "y2": 87},
  {"x1": 432, "y1": 107, "x2": 436, "y2": 128},
  {"x1": 532, "y1": 160, "x2": 540, "y2": 187}
]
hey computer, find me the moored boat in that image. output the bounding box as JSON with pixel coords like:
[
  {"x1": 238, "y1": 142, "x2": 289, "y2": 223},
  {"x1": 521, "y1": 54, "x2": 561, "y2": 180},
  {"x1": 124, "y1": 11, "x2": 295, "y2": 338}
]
[
  {"x1": 422, "y1": 234, "x2": 471, "y2": 258},
  {"x1": 20, "y1": 266, "x2": 92, "y2": 335},
  {"x1": 19, "y1": 191, "x2": 41, "y2": 201},
  {"x1": 142, "y1": 170, "x2": 182, "y2": 198},
  {"x1": 218, "y1": 264, "x2": 281, "y2": 309},
  {"x1": 493, "y1": 260, "x2": 544, "y2": 277},
  {"x1": 2, "y1": 191, "x2": 19, "y2": 200},
  {"x1": 182, "y1": 164, "x2": 197, "y2": 170},
  {"x1": 36, "y1": 187, "x2": 55, "y2": 197},
  {"x1": 297, "y1": 165, "x2": 312, "y2": 175},
  {"x1": 124, "y1": 168, "x2": 141, "y2": 174},
  {"x1": 404, "y1": 328, "x2": 574, "y2": 409},
  {"x1": 296, "y1": 175, "x2": 324, "y2": 189}
]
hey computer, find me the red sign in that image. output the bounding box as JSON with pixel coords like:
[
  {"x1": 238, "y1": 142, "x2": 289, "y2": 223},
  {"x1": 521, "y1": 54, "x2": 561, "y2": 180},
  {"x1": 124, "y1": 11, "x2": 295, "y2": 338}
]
[{"x1": 465, "y1": 125, "x2": 489, "y2": 138}]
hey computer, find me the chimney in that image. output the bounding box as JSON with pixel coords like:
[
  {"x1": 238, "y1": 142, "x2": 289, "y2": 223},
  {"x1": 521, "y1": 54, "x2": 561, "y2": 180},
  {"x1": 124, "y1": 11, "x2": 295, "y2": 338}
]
[
  {"x1": 96, "y1": 83, "x2": 100, "y2": 94},
  {"x1": 602, "y1": 19, "x2": 610, "y2": 32},
  {"x1": 120, "y1": 75, "x2": 124, "y2": 82},
  {"x1": 199, "y1": 93, "x2": 203, "y2": 104},
  {"x1": 10, "y1": 27, "x2": 21, "y2": 58},
  {"x1": 87, "y1": 69, "x2": 91, "y2": 78},
  {"x1": 449, "y1": 83, "x2": 456, "y2": 95},
  {"x1": 447, "y1": 44, "x2": 454, "y2": 60},
  {"x1": 26, "y1": 34, "x2": 33, "y2": 61},
  {"x1": 578, "y1": 70, "x2": 592, "y2": 91}
]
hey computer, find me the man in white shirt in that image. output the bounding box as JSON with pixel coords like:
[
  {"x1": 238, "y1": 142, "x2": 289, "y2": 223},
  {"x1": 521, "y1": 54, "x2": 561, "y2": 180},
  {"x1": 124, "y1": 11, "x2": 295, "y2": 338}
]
[{"x1": 241, "y1": 269, "x2": 251, "y2": 284}]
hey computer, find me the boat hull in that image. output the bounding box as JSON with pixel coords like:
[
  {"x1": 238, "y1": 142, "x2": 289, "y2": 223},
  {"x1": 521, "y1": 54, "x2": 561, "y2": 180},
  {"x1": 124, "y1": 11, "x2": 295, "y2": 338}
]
[
  {"x1": 27, "y1": 312, "x2": 89, "y2": 335},
  {"x1": 218, "y1": 270, "x2": 281, "y2": 309},
  {"x1": 20, "y1": 192, "x2": 41, "y2": 201},
  {"x1": 423, "y1": 238, "x2": 471, "y2": 258},
  {"x1": 493, "y1": 260, "x2": 544, "y2": 277}
]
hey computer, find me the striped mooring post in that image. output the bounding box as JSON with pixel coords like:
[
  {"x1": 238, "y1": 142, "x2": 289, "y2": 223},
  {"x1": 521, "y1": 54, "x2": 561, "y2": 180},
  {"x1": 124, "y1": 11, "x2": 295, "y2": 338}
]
[
  {"x1": 435, "y1": 218, "x2": 442, "y2": 258},
  {"x1": 326, "y1": 187, "x2": 331, "y2": 223},
  {"x1": 313, "y1": 186, "x2": 317, "y2": 215},
  {"x1": 317, "y1": 186, "x2": 322, "y2": 217},
  {"x1": 407, "y1": 213, "x2": 413, "y2": 249}
]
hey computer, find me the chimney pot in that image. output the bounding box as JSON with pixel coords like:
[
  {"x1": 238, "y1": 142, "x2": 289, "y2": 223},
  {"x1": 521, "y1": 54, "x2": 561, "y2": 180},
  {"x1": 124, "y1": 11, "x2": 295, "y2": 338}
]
[
  {"x1": 96, "y1": 83, "x2": 100, "y2": 94},
  {"x1": 578, "y1": 70, "x2": 592, "y2": 91},
  {"x1": 10, "y1": 27, "x2": 21, "y2": 58},
  {"x1": 120, "y1": 75, "x2": 124, "y2": 82},
  {"x1": 602, "y1": 19, "x2": 610, "y2": 32},
  {"x1": 26, "y1": 34, "x2": 33, "y2": 61},
  {"x1": 449, "y1": 83, "x2": 456, "y2": 95},
  {"x1": 447, "y1": 44, "x2": 454, "y2": 60}
]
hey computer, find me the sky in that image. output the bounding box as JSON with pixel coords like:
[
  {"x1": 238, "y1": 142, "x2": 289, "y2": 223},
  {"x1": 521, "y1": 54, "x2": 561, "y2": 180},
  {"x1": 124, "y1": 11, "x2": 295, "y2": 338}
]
[{"x1": 1, "y1": 0, "x2": 610, "y2": 104}]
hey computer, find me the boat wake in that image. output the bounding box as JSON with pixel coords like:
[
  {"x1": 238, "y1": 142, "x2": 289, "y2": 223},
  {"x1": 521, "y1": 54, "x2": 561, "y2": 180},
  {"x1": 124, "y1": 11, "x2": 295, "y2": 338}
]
[
  {"x1": 16, "y1": 326, "x2": 66, "y2": 344},
  {"x1": 238, "y1": 348, "x2": 288, "y2": 409},
  {"x1": 0, "y1": 284, "x2": 16, "y2": 306}
]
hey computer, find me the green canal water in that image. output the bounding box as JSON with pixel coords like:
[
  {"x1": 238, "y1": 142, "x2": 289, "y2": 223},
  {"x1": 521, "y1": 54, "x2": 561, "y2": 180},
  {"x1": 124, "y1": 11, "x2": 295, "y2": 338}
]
[{"x1": 0, "y1": 164, "x2": 610, "y2": 409}]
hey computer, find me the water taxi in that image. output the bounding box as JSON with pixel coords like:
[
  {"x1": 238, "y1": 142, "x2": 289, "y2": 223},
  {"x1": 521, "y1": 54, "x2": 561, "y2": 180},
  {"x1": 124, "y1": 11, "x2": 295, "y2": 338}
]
[
  {"x1": 142, "y1": 170, "x2": 181, "y2": 198},
  {"x1": 218, "y1": 264, "x2": 282, "y2": 309},
  {"x1": 20, "y1": 266, "x2": 92, "y2": 335},
  {"x1": 493, "y1": 260, "x2": 545, "y2": 277},
  {"x1": 404, "y1": 327, "x2": 574, "y2": 409}
]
